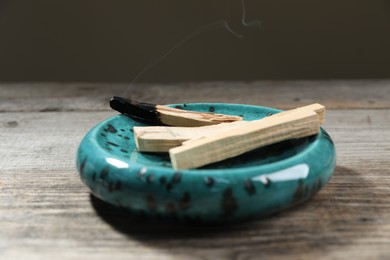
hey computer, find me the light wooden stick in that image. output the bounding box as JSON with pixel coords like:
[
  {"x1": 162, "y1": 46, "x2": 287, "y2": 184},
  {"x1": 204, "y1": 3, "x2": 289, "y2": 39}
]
[
  {"x1": 155, "y1": 105, "x2": 243, "y2": 126},
  {"x1": 134, "y1": 121, "x2": 246, "y2": 152},
  {"x1": 169, "y1": 109, "x2": 320, "y2": 169},
  {"x1": 134, "y1": 104, "x2": 325, "y2": 152},
  {"x1": 181, "y1": 103, "x2": 325, "y2": 147},
  {"x1": 290, "y1": 103, "x2": 325, "y2": 124}
]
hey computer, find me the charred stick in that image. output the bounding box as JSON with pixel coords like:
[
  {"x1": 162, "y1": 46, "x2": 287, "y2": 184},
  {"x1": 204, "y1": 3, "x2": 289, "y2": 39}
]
[{"x1": 110, "y1": 96, "x2": 242, "y2": 127}]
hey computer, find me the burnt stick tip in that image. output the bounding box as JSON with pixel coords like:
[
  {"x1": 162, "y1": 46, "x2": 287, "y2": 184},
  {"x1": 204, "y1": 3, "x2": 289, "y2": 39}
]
[{"x1": 110, "y1": 96, "x2": 159, "y2": 122}]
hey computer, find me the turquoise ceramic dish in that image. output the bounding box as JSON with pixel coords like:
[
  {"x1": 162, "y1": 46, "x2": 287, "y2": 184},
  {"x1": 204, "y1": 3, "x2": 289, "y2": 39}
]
[{"x1": 76, "y1": 103, "x2": 336, "y2": 222}]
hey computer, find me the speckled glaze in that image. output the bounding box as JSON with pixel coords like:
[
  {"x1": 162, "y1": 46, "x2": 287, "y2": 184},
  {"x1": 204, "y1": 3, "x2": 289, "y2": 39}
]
[{"x1": 76, "y1": 103, "x2": 336, "y2": 222}]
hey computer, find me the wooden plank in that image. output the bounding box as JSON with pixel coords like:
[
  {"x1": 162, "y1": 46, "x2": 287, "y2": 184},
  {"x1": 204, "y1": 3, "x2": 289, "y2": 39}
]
[
  {"x1": 1, "y1": 109, "x2": 390, "y2": 259},
  {"x1": 1, "y1": 80, "x2": 390, "y2": 112},
  {"x1": 1, "y1": 109, "x2": 388, "y2": 172},
  {"x1": 0, "y1": 111, "x2": 115, "y2": 171}
]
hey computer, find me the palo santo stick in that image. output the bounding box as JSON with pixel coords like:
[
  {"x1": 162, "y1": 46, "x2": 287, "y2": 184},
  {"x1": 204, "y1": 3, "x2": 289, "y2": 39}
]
[
  {"x1": 135, "y1": 103, "x2": 325, "y2": 152},
  {"x1": 169, "y1": 109, "x2": 320, "y2": 169},
  {"x1": 134, "y1": 121, "x2": 247, "y2": 152},
  {"x1": 110, "y1": 96, "x2": 242, "y2": 127},
  {"x1": 287, "y1": 103, "x2": 325, "y2": 124}
]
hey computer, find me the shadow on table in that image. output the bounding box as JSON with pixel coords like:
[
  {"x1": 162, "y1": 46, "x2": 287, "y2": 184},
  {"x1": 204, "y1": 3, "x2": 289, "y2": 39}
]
[
  {"x1": 91, "y1": 166, "x2": 381, "y2": 254},
  {"x1": 90, "y1": 193, "x2": 255, "y2": 240}
]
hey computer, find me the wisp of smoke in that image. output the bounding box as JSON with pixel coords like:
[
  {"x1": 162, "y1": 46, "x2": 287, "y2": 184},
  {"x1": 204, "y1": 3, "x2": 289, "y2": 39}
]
[{"x1": 122, "y1": 0, "x2": 260, "y2": 97}]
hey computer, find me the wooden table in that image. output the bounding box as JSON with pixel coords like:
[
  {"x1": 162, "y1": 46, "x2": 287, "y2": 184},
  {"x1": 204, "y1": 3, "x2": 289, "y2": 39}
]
[{"x1": 1, "y1": 81, "x2": 389, "y2": 259}]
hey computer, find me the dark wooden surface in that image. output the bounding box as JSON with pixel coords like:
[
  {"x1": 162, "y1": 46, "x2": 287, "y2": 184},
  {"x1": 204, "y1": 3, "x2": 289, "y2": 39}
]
[{"x1": 1, "y1": 81, "x2": 390, "y2": 259}]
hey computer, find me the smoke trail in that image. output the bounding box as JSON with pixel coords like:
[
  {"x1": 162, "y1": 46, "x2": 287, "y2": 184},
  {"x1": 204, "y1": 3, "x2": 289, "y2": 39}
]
[
  {"x1": 240, "y1": 0, "x2": 261, "y2": 28},
  {"x1": 122, "y1": 0, "x2": 260, "y2": 97},
  {"x1": 122, "y1": 20, "x2": 242, "y2": 97}
]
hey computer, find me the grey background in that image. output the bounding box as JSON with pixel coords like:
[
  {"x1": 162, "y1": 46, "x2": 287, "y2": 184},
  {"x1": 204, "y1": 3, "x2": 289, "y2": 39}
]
[{"x1": 0, "y1": 0, "x2": 389, "y2": 82}]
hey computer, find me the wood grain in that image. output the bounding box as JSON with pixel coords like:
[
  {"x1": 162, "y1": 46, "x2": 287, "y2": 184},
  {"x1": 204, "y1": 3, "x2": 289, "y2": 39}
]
[
  {"x1": 1, "y1": 108, "x2": 390, "y2": 259},
  {"x1": 1, "y1": 82, "x2": 390, "y2": 260},
  {"x1": 1, "y1": 80, "x2": 390, "y2": 112}
]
